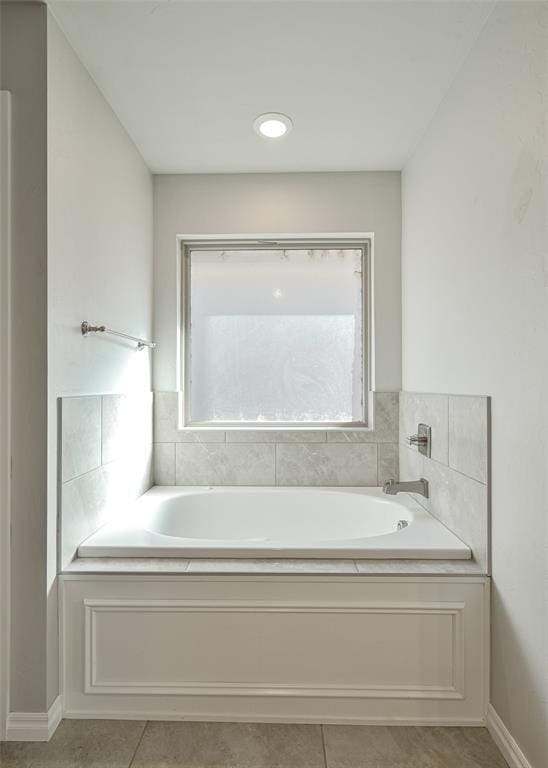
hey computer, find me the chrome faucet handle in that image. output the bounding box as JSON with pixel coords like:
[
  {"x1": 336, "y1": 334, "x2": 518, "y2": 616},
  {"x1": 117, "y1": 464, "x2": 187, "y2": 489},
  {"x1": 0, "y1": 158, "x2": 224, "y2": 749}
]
[
  {"x1": 406, "y1": 424, "x2": 431, "y2": 457},
  {"x1": 407, "y1": 434, "x2": 428, "y2": 445}
]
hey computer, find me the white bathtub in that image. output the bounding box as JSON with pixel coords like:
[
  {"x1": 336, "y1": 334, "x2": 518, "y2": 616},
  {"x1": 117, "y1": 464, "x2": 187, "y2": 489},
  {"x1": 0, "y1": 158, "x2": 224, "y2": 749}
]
[{"x1": 77, "y1": 486, "x2": 471, "y2": 560}]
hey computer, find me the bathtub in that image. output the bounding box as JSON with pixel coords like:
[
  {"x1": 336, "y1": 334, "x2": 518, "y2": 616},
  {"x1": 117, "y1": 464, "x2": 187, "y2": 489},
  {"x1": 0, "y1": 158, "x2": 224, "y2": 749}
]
[{"x1": 77, "y1": 486, "x2": 471, "y2": 560}]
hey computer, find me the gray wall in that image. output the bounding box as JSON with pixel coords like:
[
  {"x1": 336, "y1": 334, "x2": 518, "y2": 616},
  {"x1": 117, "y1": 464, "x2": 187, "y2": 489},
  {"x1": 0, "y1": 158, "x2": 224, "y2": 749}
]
[
  {"x1": 0, "y1": 0, "x2": 49, "y2": 713},
  {"x1": 0, "y1": 3, "x2": 154, "y2": 715},
  {"x1": 46, "y1": 11, "x2": 154, "y2": 706},
  {"x1": 401, "y1": 3, "x2": 547, "y2": 764}
]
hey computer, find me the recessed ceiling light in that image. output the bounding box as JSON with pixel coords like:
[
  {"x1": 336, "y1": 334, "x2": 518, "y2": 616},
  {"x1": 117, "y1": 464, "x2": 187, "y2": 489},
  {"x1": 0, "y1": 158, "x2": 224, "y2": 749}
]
[{"x1": 253, "y1": 113, "x2": 293, "y2": 139}]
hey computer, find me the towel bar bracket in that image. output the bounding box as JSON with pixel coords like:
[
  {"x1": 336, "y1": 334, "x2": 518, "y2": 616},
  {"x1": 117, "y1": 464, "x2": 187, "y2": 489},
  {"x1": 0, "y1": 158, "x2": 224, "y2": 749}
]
[{"x1": 81, "y1": 321, "x2": 156, "y2": 350}]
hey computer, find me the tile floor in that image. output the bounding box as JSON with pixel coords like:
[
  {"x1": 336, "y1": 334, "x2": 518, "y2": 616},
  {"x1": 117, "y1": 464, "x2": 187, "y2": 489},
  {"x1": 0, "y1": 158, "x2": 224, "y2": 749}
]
[{"x1": 0, "y1": 720, "x2": 509, "y2": 768}]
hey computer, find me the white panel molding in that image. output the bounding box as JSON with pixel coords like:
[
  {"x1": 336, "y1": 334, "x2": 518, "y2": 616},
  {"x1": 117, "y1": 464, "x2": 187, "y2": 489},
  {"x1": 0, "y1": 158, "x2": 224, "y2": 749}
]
[
  {"x1": 63, "y1": 576, "x2": 489, "y2": 724},
  {"x1": 486, "y1": 705, "x2": 533, "y2": 768},
  {"x1": 5, "y1": 695, "x2": 63, "y2": 742},
  {"x1": 84, "y1": 598, "x2": 465, "y2": 700},
  {"x1": 63, "y1": 709, "x2": 486, "y2": 727}
]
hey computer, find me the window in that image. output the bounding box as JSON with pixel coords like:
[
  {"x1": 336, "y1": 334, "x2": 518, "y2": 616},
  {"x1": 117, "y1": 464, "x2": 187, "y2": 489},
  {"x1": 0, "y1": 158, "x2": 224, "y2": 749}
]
[{"x1": 181, "y1": 239, "x2": 370, "y2": 428}]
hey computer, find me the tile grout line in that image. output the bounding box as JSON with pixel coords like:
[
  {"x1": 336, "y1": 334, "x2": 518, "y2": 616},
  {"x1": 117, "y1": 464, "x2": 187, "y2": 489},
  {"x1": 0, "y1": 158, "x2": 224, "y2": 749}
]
[
  {"x1": 128, "y1": 720, "x2": 148, "y2": 768},
  {"x1": 447, "y1": 394, "x2": 450, "y2": 471},
  {"x1": 401, "y1": 394, "x2": 488, "y2": 483},
  {"x1": 320, "y1": 723, "x2": 329, "y2": 768},
  {"x1": 173, "y1": 442, "x2": 176, "y2": 485},
  {"x1": 62, "y1": 461, "x2": 104, "y2": 487},
  {"x1": 400, "y1": 443, "x2": 487, "y2": 486},
  {"x1": 100, "y1": 395, "x2": 104, "y2": 466}
]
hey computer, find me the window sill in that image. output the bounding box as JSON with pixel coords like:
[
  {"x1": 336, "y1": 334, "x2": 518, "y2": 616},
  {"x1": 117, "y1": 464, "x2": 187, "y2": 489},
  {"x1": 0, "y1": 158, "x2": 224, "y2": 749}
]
[{"x1": 177, "y1": 425, "x2": 373, "y2": 433}]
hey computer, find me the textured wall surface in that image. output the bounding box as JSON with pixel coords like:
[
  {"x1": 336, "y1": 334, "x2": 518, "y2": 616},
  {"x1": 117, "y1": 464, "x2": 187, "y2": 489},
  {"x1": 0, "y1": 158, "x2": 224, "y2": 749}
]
[
  {"x1": 47, "y1": 12, "x2": 153, "y2": 705},
  {"x1": 401, "y1": 3, "x2": 548, "y2": 764}
]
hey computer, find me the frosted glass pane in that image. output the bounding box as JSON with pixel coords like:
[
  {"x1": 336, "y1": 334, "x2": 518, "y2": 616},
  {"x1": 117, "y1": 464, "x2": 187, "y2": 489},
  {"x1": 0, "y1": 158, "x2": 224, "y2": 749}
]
[{"x1": 188, "y1": 248, "x2": 364, "y2": 423}]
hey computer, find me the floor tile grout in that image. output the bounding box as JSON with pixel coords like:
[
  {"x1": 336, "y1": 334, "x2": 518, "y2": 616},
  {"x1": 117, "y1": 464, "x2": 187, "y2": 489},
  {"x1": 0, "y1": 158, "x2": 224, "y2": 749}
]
[
  {"x1": 320, "y1": 724, "x2": 328, "y2": 768},
  {"x1": 127, "y1": 719, "x2": 148, "y2": 768}
]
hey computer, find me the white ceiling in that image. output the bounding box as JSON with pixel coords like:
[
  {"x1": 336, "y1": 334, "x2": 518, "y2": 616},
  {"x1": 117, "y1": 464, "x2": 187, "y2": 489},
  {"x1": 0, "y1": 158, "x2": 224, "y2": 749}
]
[{"x1": 49, "y1": 1, "x2": 493, "y2": 174}]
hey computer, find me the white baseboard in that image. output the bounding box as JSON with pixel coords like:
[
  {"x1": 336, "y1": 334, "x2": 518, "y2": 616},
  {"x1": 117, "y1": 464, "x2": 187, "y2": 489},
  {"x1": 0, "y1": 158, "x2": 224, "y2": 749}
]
[
  {"x1": 63, "y1": 707, "x2": 486, "y2": 726},
  {"x1": 486, "y1": 704, "x2": 532, "y2": 768},
  {"x1": 5, "y1": 695, "x2": 63, "y2": 742}
]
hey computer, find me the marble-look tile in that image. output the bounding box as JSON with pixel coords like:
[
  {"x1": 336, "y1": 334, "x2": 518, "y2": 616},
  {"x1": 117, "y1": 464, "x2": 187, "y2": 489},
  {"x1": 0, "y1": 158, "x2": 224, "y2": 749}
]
[
  {"x1": 61, "y1": 463, "x2": 128, "y2": 568},
  {"x1": 276, "y1": 443, "x2": 377, "y2": 486},
  {"x1": 132, "y1": 721, "x2": 325, "y2": 768},
  {"x1": 186, "y1": 559, "x2": 358, "y2": 574},
  {"x1": 398, "y1": 443, "x2": 426, "y2": 485},
  {"x1": 65, "y1": 556, "x2": 484, "y2": 576},
  {"x1": 327, "y1": 392, "x2": 399, "y2": 443},
  {"x1": 60, "y1": 391, "x2": 153, "y2": 571},
  {"x1": 377, "y1": 443, "x2": 398, "y2": 486},
  {"x1": 176, "y1": 443, "x2": 275, "y2": 485},
  {"x1": 399, "y1": 445, "x2": 488, "y2": 572},
  {"x1": 0, "y1": 718, "x2": 146, "y2": 768},
  {"x1": 176, "y1": 429, "x2": 226, "y2": 443},
  {"x1": 154, "y1": 442, "x2": 175, "y2": 485},
  {"x1": 107, "y1": 444, "x2": 153, "y2": 503},
  {"x1": 60, "y1": 396, "x2": 101, "y2": 482},
  {"x1": 102, "y1": 392, "x2": 153, "y2": 464},
  {"x1": 373, "y1": 391, "x2": 400, "y2": 441},
  {"x1": 226, "y1": 430, "x2": 326, "y2": 443},
  {"x1": 427, "y1": 456, "x2": 488, "y2": 573},
  {"x1": 354, "y1": 558, "x2": 485, "y2": 575},
  {"x1": 323, "y1": 725, "x2": 507, "y2": 767},
  {"x1": 154, "y1": 391, "x2": 225, "y2": 443},
  {"x1": 64, "y1": 557, "x2": 190, "y2": 573},
  {"x1": 175, "y1": 431, "x2": 227, "y2": 446},
  {"x1": 449, "y1": 395, "x2": 489, "y2": 483},
  {"x1": 400, "y1": 392, "x2": 449, "y2": 465},
  {"x1": 153, "y1": 390, "x2": 180, "y2": 442},
  {"x1": 122, "y1": 444, "x2": 153, "y2": 500}
]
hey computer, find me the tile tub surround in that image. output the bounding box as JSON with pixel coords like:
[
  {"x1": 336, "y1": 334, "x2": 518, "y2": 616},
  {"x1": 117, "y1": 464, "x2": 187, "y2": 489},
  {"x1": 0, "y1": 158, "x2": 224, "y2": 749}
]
[
  {"x1": 399, "y1": 392, "x2": 490, "y2": 572},
  {"x1": 59, "y1": 393, "x2": 153, "y2": 569},
  {"x1": 64, "y1": 556, "x2": 485, "y2": 575},
  {"x1": 153, "y1": 391, "x2": 399, "y2": 486}
]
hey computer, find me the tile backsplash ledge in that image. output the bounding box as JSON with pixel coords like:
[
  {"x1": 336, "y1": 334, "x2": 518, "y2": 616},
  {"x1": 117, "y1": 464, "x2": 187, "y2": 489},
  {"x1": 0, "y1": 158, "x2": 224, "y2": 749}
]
[
  {"x1": 153, "y1": 391, "x2": 399, "y2": 487},
  {"x1": 59, "y1": 392, "x2": 153, "y2": 569},
  {"x1": 399, "y1": 391, "x2": 490, "y2": 573},
  {"x1": 59, "y1": 390, "x2": 489, "y2": 574}
]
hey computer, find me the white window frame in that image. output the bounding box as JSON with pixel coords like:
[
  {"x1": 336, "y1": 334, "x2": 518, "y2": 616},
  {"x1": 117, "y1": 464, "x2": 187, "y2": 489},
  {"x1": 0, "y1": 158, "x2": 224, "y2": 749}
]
[{"x1": 179, "y1": 234, "x2": 373, "y2": 430}]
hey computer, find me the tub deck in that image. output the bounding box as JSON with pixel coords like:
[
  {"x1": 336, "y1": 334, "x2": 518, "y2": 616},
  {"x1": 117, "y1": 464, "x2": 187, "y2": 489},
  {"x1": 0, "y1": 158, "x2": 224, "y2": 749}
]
[{"x1": 77, "y1": 486, "x2": 472, "y2": 560}]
